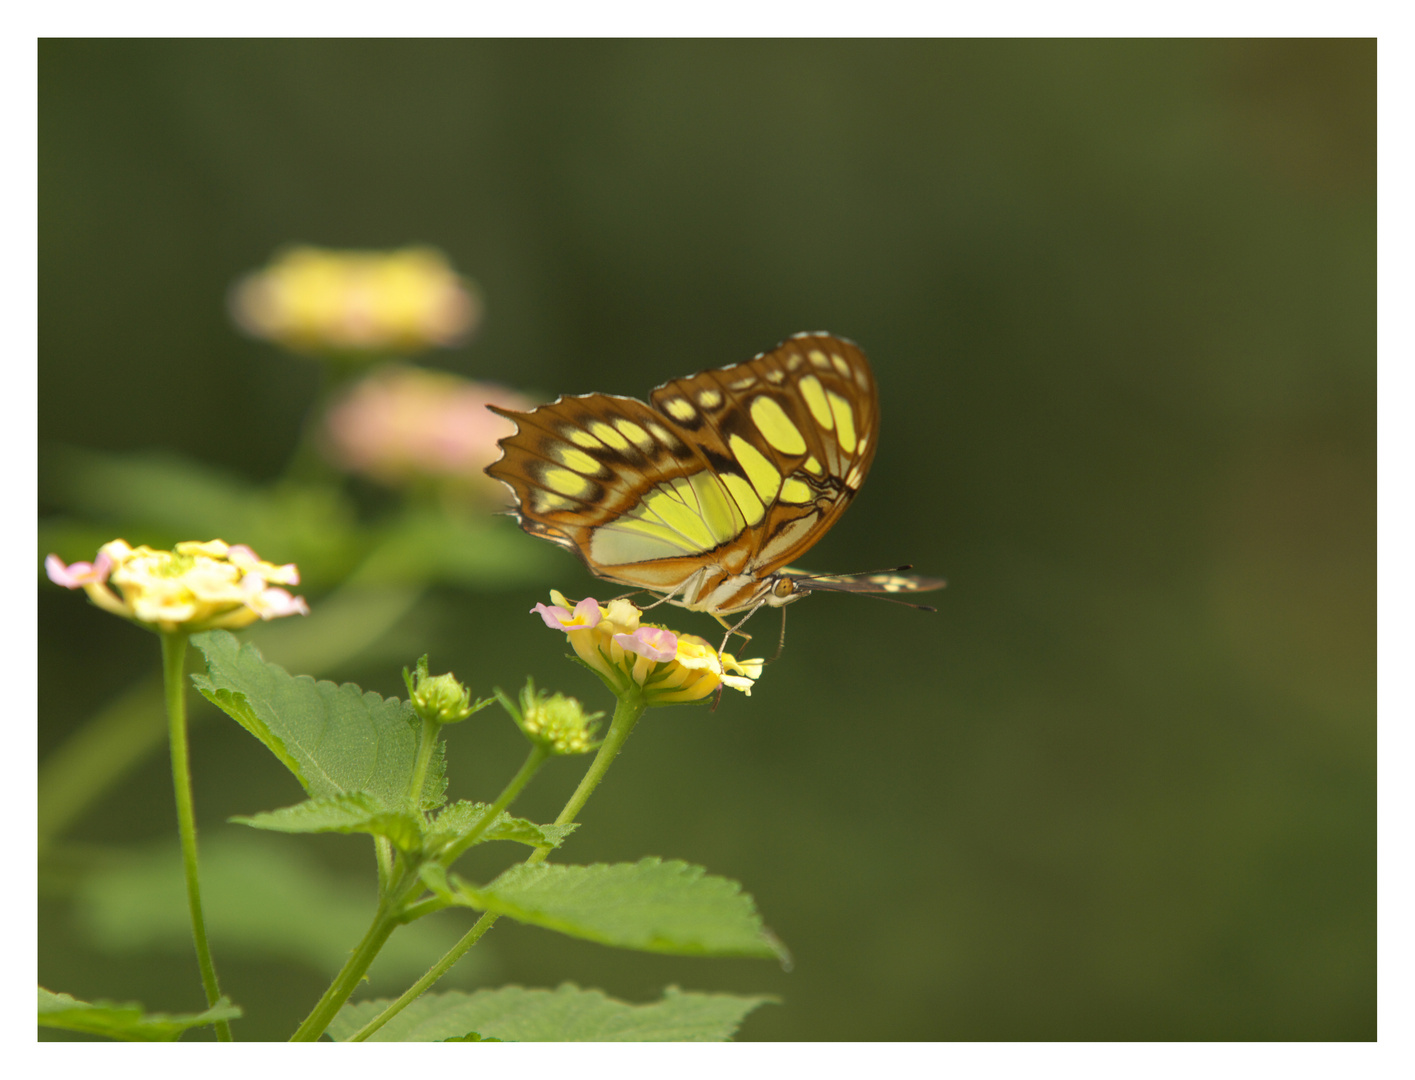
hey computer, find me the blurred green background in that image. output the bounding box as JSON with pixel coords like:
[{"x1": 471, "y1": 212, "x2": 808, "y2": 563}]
[{"x1": 38, "y1": 40, "x2": 1374, "y2": 1040}]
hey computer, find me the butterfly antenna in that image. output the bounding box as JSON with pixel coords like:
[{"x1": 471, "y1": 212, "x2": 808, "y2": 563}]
[{"x1": 858, "y1": 592, "x2": 937, "y2": 613}]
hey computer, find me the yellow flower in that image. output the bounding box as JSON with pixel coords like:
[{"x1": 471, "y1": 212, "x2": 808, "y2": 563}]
[
  {"x1": 532, "y1": 590, "x2": 762, "y2": 704},
  {"x1": 46, "y1": 539, "x2": 309, "y2": 634},
  {"x1": 229, "y1": 246, "x2": 482, "y2": 356}
]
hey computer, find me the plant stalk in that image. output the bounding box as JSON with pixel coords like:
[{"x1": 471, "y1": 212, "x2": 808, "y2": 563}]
[
  {"x1": 441, "y1": 744, "x2": 549, "y2": 865},
  {"x1": 406, "y1": 715, "x2": 440, "y2": 812},
  {"x1": 162, "y1": 631, "x2": 233, "y2": 1042},
  {"x1": 289, "y1": 902, "x2": 400, "y2": 1041},
  {"x1": 345, "y1": 694, "x2": 646, "y2": 1041}
]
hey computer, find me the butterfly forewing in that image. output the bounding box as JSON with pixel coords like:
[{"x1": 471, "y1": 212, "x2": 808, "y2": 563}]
[
  {"x1": 487, "y1": 333, "x2": 894, "y2": 616},
  {"x1": 646, "y1": 334, "x2": 878, "y2": 575}
]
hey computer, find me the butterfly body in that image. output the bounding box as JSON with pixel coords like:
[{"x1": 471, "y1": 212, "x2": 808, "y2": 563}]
[{"x1": 486, "y1": 332, "x2": 943, "y2": 623}]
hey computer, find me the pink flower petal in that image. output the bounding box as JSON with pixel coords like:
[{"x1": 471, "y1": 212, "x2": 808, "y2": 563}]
[
  {"x1": 613, "y1": 626, "x2": 678, "y2": 663},
  {"x1": 45, "y1": 551, "x2": 112, "y2": 588},
  {"x1": 248, "y1": 587, "x2": 310, "y2": 619},
  {"x1": 532, "y1": 602, "x2": 575, "y2": 629},
  {"x1": 228, "y1": 544, "x2": 301, "y2": 585},
  {"x1": 532, "y1": 597, "x2": 602, "y2": 631},
  {"x1": 571, "y1": 598, "x2": 603, "y2": 628}
]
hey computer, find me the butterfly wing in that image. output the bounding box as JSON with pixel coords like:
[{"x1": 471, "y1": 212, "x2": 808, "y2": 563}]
[
  {"x1": 486, "y1": 332, "x2": 881, "y2": 608},
  {"x1": 646, "y1": 332, "x2": 879, "y2": 577},
  {"x1": 485, "y1": 391, "x2": 727, "y2": 591}
]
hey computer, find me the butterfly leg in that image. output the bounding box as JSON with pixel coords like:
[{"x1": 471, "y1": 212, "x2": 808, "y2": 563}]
[
  {"x1": 611, "y1": 574, "x2": 693, "y2": 612},
  {"x1": 714, "y1": 604, "x2": 764, "y2": 658},
  {"x1": 636, "y1": 591, "x2": 679, "y2": 611}
]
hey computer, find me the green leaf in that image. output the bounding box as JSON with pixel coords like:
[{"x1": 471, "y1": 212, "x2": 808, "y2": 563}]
[
  {"x1": 428, "y1": 800, "x2": 579, "y2": 852},
  {"x1": 328, "y1": 984, "x2": 775, "y2": 1042},
  {"x1": 232, "y1": 793, "x2": 424, "y2": 852},
  {"x1": 73, "y1": 834, "x2": 488, "y2": 988},
  {"x1": 190, "y1": 630, "x2": 447, "y2": 811},
  {"x1": 38, "y1": 987, "x2": 241, "y2": 1042},
  {"x1": 446, "y1": 858, "x2": 787, "y2": 959}
]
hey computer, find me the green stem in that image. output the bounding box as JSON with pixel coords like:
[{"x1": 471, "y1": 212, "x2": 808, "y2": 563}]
[
  {"x1": 346, "y1": 694, "x2": 646, "y2": 1042},
  {"x1": 397, "y1": 895, "x2": 449, "y2": 922},
  {"x1": 289, "y1": 902, "x2": 400, "y2": 1041},
  {"x1": 374, "y1": 836, "x2": 394, "y2": 898},
  {"x1": 407, "y1": 715, "x2": 440, "y2": 813},
  {"x1": 441, "y1": 744, "x2": 549, "y2": 865},
  {"x1": 161, "y1": 632, "x2": 233, "y2": 1042},
  {"x1": 40, "y1": 581, "x2": 424, "y2": 855},
  {"x1": 547, "y1": 693, "x2": 645, "y2": 833},
  {"x1": 345, "y1": 909, "x2": 500, "y2": 1042},
  {"x1": 289, "y1": 738, "x2": 553, "y2": 1041}
]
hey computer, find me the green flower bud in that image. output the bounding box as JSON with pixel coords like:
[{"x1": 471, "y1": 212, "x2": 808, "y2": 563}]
[
  {"x1": 497, "y1": 679, "x2": 603, "y2": 755},
  {"x1": 403, "y1": 656, "x2": 489, "y2": 726}
]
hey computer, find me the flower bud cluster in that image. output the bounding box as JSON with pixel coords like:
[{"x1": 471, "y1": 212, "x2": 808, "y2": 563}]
[
  {"x1": 46, "y1": 540, "x2": 308, "y2": 634},
  {"x1": 404, "y1": 656, "x2": 489, "y2": 726},
  {"x1": 500, "y1": 680, "x2": 602, "y2": 756},
  {"x1": 532, "y1": 590, "x2": 763, "y2": 704}
]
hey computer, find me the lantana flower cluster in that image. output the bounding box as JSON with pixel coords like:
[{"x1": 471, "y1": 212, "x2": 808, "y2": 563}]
[
  {"x1": 533, "y1": 590, "x2": 763, "y2": 704},
  {"x1": 229, "y1": 246, "x2": 482, "y2": 356},
  {"x1": 46, "y1": 539, "x2": 309, "y2": 634}
]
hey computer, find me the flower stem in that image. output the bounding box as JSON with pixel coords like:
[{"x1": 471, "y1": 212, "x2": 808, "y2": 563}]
[
  {"x1": 161, "y1": 631, "x2": 233, "y2": 1042},
  {"x1": 344, "y1": 694, "x2": 647, "y2": 1042},
  {"x1": 406, "y1": 715, "x2": 440, "y2": 812},
  {"x1": 289, "y1": 903, "x2": 400, "y2": 1041},
  {"x1": 547, "y1": 693, "x2": 645, "y2": 833},
  {"x1": 374, "y1": 835, "x2": 394, "y2": 897},
  {"x1": 442, "y1": 744, "x2": 550, "y2": 865},
  {"x1": 290, "y1": 742, "x2": 552, "y2": 1042}
]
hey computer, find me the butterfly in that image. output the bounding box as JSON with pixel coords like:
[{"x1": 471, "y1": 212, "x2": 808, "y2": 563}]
[{"x1": 485, "y1": 332, "x2": 945, "y2": 637}]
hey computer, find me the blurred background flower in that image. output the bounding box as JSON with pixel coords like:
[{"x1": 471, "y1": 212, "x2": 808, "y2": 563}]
[
  {"x1": 228, "y1": 246, "x2": 483, "y2": 357},
  {"x1": 321, "y1": 366, "x2": 532, "y2": 502}
]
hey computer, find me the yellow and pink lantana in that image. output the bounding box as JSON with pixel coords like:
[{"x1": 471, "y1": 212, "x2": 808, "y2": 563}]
[{"x1": 532, "y1": 590, "x2": 763, "y2": 704}]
